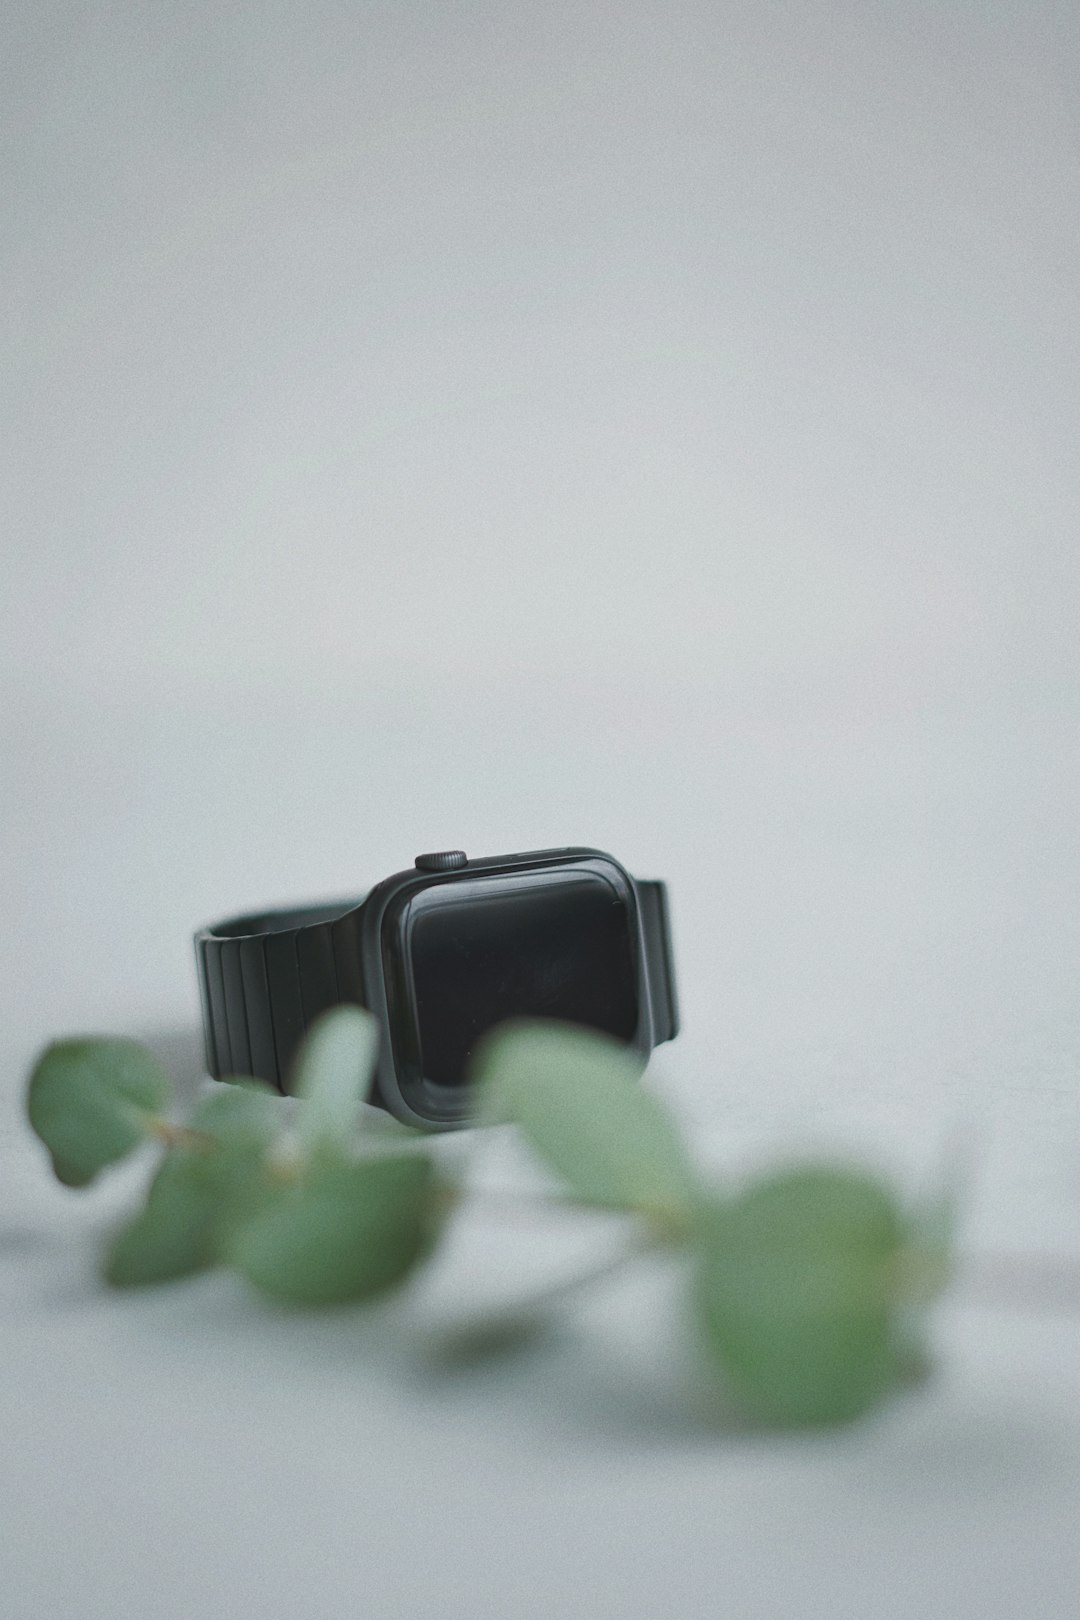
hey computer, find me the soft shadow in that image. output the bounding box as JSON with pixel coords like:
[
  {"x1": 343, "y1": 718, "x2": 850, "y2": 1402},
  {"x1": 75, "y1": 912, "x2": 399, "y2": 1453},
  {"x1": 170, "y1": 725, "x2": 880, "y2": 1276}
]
[
  {"x1": 861, "y1": 1390, "x2": 1080, "y2": 1500},
  {"x1": 60, "y1": 1258, "x2": 743, "y2": 1448},
  {"x1": 403, "y1": 1311, "x2": 760, "y2": 1450},
  {"x1": 0, "y1": 1224, "x2": 51, "y2": 1258}
]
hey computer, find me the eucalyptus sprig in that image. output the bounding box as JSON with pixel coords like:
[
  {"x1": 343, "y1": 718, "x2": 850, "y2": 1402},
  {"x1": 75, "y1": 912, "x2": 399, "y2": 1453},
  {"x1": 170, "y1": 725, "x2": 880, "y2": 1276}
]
[
  {"x1": 26, "y1": 1012, "x2": 954, "y2": 1428},
  {"x1": 27, "y1": 1011, "x2": 446, "y2": 1306}
]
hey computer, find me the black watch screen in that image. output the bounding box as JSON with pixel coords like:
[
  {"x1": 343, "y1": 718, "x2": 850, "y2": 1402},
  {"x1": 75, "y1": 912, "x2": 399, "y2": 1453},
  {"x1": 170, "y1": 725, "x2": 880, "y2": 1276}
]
[{"x1": 382, "y1": 862, "x2": 639, "y2": 1112}]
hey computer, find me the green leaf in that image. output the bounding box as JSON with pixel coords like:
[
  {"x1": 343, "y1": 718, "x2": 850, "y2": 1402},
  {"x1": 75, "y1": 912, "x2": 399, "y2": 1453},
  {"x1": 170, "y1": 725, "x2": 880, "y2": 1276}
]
[
  {"x1": 291, "y1": 1006, "x2": 380, "y2": 1160},
  {"x1": 26, "y1": 1038, "x2": 172, "y2": 1187},
  {"x1": 104, "y1": 1151, "x2": 220, "y2": 1286},
  {"x1": 227, "y1": 1152, "x2": 441, "y2": 1306},
  {"x1": 469, "y1": 1019, "x2": 698, "y2": 1231},
  {"x1": 103, "y1": 1126, "x2": 276, "y2": 1289},
  {"x1": 693, "y1": 1165, "x2": 907, "y2": 1426}
]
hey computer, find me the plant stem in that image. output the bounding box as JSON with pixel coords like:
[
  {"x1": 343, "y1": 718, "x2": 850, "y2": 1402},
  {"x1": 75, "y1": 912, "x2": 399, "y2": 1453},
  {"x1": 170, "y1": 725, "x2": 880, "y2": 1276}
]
[
  {"x1": 145, "y1": 1117, "x2": 214, "y2": 1151},
  {"x1": 461, "y1": 1186, "x2": 612, "y2": 1220}
]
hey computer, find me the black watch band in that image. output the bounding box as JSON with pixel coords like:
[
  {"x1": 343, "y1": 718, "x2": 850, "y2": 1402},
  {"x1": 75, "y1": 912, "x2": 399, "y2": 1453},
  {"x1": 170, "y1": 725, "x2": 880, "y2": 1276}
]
[{"x1": 196, "y1": 874, "x2": 678, "y2": 1098}]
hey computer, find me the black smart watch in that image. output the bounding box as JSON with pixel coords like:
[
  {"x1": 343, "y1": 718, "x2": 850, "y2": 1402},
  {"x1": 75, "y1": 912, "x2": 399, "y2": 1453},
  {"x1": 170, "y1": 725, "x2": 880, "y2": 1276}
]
[{"x1": 195, "y1": 846, "x2": 678, "y2": 1129}]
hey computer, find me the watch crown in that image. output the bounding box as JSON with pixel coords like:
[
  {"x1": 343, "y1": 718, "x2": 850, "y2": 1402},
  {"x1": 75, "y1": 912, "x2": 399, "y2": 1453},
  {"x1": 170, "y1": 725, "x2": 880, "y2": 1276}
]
[{"x1": 414, "y1": 850, "x2": 468, "y2": 872}]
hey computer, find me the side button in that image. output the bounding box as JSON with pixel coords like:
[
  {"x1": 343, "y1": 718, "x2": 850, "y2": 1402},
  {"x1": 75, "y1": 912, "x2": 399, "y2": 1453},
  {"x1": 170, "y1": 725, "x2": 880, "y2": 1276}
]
[{"x1": 414, "y1": 850, "x2": 468, "y2": 871}]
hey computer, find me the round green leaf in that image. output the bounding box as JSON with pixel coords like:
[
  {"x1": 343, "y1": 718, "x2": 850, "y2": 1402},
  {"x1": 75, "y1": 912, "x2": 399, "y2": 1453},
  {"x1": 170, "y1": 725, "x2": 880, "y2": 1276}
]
[
  {"x1": 104, "y1": 1151, "x2": 221, "y2": 1287},
  {"x1": 470, "y1": 1020, "x2": 698, "y2": 1230},
  {"x1": 27, "y1": 1038, "x2": 172, "y2": 1187},
  {"x1": 291, "y1": 1006, "x2": 380, "y2": 1160},
  {"x1": 227, "y1": 1151, "x2": 441, "y2": 1306},
  {"x1": 693, "y1": 1165, "x2": 907, "y2": 1426},
  {"x1": 104, "y1": 1128, "x2": 277, "y2": 1288}
]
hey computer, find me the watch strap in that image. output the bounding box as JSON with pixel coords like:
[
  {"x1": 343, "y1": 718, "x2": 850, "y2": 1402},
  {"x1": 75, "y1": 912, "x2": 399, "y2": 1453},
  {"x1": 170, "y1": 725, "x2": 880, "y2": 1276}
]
[{"x1": 196, "y1": 897, "x2": 367, "y2": 1092}]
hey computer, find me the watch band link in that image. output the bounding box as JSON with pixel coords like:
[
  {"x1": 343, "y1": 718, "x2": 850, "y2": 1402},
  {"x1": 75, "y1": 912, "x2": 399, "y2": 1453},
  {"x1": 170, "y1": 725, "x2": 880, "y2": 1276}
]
[{"x1": 197, "y1": 898, "x2": 365, "y2": 1092}]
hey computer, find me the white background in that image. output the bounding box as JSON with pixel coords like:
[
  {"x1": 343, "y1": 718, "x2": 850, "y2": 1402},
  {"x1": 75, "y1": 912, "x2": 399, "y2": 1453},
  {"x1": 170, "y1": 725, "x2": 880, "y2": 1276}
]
[{"x1": 3, "y1": 3, "x2": 1079, "y2": 1615}]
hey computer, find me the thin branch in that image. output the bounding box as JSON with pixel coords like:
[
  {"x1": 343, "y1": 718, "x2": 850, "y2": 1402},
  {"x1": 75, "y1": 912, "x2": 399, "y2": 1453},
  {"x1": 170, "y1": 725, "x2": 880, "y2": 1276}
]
[
  {"x1": 144, "y1": 1117, "x2": 214, "y2": 1151},
  {"x1": 456, "y1": 1186, "x2": 617, "y2": 1220}
]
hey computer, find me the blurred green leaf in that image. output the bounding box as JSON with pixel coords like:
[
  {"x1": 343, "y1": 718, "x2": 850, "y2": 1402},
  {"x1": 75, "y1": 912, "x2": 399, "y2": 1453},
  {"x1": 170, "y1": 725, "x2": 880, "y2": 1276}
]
[
  {"x1": 291, "y1": 1006, "x2": 379, "y2": 1160},
  {"x1": 470, "y1": 1020, "x2": 698, "y2": 1231},
  {"x1": 693, "y1": 1165, "x2": 908, "y2": 1426},
  {"x1": 26, "y1": 1038, "x2": 172, "y2": 1187},
  {"x1": 103, "y1": 1128, "x2": 276, "y2": 1289},
  {"x1": 227, "y1": 1152, "x2": 441, "y2": 1306},
  {"x1": 103, "y1": 1152, "x2": 219, "y2": 1287}
]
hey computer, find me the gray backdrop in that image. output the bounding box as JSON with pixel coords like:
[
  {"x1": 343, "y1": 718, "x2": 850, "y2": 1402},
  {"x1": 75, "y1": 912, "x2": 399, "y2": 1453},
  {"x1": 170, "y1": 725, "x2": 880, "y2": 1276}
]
[{"x1": 3, "y1": 4, "x2": 1079, "y2": 1616}]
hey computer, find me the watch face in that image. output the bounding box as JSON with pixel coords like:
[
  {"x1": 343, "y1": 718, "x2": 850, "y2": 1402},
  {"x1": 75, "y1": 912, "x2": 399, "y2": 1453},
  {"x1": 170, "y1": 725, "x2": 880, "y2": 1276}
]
[{"x1": 381, "y1": 858, "x2": 640, "y2": 1119}]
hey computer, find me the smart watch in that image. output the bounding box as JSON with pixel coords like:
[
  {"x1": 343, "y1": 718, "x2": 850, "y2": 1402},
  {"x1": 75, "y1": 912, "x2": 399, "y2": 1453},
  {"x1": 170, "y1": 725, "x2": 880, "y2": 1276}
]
[{"x1": 195, "y1": 846, "x2": 678, "y2": 1129}]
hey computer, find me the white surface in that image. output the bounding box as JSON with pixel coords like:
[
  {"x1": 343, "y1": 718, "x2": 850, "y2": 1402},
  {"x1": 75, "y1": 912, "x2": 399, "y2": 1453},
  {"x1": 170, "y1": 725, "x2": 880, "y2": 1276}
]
[{"x1": 3, "y1": 4, "x2": 1080, "y2": 1616}]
